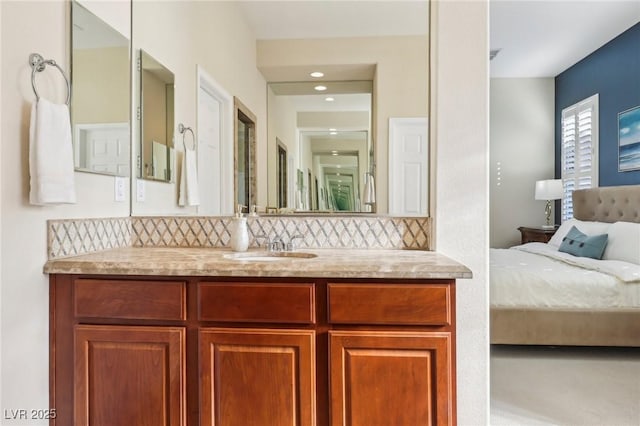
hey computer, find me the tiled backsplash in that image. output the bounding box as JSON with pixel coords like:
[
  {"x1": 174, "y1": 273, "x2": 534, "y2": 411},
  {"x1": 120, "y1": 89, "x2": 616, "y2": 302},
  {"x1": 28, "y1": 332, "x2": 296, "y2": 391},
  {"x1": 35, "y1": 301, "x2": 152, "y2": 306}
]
[
  {"x1": 48, "y1": 215, "x2": 432, "y2": 259},
  {"x1": 48, "y1": 217, "x2": 132, "y2": 259}
]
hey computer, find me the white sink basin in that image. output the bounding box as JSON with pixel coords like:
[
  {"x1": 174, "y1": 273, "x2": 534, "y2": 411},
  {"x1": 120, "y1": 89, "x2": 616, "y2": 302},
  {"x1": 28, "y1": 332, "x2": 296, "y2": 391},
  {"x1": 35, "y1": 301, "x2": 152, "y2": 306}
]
[{"x1": 223, "y1": 252, "x2": 317, "y2": 261}]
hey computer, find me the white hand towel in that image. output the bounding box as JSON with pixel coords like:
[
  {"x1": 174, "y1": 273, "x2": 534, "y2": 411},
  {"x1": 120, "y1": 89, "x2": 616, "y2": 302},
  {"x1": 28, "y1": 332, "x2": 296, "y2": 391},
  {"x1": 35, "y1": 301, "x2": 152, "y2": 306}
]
[
  {"x1": 29, "y1": 98, "x2": 76, "y2": 205},
  {"x1": 178, "y1": 148, "x2": 200, "y2": 206}
]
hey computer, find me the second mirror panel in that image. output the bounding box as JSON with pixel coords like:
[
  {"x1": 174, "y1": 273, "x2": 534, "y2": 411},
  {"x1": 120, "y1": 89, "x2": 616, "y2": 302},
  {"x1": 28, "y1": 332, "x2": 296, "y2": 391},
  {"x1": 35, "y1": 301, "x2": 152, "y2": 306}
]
[{"x1": 139, "y1": 50, "x2": 175, "y2": 182}]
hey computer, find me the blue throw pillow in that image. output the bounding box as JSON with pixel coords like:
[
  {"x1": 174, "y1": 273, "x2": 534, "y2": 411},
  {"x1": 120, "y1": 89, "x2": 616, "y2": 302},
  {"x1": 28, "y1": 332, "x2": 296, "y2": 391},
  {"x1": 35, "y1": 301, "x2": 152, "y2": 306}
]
[{"x1": 558, "y1": 226, "x2": 608, "y2": 260}]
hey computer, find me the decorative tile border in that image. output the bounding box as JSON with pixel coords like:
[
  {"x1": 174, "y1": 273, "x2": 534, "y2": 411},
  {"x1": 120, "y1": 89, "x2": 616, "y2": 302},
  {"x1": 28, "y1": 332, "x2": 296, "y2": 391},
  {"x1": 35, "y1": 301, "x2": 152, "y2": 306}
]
[
  {"x1": 47, "y1": 217, "x2": 132, "y2": 259},
  {"x1": 131, "y1": 216, "x2": 232, "y2": 248},
  {"x1": 48, "y1": 215, "x2": 432, "y2": 259},
  {"x1": 131, "y1": 216, "x2": 432, "y2": 250}
]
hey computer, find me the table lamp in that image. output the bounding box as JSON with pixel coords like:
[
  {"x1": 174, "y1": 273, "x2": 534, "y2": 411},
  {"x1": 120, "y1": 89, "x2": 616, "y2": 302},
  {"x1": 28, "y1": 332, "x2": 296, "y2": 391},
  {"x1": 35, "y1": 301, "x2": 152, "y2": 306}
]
[{"x1": 535, "y1": 179, "x2": 563, "y2": 228}]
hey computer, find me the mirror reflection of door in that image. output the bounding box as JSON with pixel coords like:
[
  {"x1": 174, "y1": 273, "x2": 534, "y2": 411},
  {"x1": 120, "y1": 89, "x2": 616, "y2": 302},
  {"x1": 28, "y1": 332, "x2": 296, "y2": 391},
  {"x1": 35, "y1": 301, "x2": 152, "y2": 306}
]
[
  {"x1": 276, "y1": 139, "x2": 288, "y2": 208},
  {"x1": 234, "y1": 98, "x2": 257, "y2": 211}
]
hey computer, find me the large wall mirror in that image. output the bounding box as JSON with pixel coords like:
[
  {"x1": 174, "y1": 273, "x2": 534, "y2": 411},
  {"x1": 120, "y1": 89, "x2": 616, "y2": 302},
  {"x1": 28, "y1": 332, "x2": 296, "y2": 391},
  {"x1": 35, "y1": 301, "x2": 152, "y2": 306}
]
[
  {"x1": 126, "y1": 1, "x2": 428, "y2": 216},
  {"x1": 71, "y1": 1, "x2": 130, "y2": 176}
]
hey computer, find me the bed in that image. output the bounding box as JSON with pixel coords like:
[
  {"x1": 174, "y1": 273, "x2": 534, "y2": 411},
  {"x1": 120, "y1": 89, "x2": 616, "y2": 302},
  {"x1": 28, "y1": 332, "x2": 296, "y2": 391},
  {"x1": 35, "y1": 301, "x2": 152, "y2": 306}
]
[{"x1": 490, "y1": 185, "x2": 640, "y2": 347}]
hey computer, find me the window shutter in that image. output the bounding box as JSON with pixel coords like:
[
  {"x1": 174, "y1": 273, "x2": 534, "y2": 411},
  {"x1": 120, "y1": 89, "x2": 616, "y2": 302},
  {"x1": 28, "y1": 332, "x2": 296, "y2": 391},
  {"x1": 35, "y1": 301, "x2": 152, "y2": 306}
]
[{"x1": 561, "y1": 94, "x2": 598, "y2": 222}]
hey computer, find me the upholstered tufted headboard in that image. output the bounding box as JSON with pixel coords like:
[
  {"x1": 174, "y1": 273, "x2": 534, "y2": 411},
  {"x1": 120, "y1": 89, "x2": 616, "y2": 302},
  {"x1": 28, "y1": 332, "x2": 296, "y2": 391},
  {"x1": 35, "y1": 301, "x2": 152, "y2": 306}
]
[{"x1": 572, "y1": 185, "x2": 640, "y2": 223}]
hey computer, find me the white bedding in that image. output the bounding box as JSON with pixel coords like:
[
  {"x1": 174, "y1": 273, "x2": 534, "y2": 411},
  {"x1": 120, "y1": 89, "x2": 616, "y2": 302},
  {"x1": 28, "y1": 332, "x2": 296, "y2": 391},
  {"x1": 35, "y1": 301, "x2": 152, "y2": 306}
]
[{"x1": 490, "y1": 243, "x2": 640, "y2": 309}]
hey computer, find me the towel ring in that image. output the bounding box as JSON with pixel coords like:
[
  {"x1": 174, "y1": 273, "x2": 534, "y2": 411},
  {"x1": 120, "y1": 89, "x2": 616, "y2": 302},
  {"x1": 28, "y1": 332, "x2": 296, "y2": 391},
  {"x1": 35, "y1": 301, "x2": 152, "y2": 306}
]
[
  {"x1": 178, "y1": 123, "x2": 196, "y2": 151},
  {"x1": 29, "y1": 53, "x2": 71, "y2": 106}
]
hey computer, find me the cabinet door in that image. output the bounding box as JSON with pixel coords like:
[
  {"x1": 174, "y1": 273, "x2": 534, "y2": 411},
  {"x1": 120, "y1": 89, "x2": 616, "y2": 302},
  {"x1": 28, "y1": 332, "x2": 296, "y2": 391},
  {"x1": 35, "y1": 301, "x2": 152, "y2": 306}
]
[
  {"x1": 200, "y1": 328, "x2": 315, "y2": 426},
  {"x1": 74, "y1": 325, "x2": 185, "y2": 426},
  {"x1": 330, "y1": 330, "x2": 454, "y2": 426}
]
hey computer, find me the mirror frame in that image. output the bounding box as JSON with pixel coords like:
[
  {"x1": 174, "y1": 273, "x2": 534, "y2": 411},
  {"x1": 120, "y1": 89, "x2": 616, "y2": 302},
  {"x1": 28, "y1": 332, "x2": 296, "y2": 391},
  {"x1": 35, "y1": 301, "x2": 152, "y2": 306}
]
[{"x1": 234, "y1": 97, "x2": 257, "y2": 212}]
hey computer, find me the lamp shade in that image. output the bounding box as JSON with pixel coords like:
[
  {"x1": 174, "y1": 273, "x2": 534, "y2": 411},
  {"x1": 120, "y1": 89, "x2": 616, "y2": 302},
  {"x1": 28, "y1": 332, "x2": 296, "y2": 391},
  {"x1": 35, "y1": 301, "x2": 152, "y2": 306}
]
[{"x1": 535, "y1": 179, "x2": 563, "y2": 200}]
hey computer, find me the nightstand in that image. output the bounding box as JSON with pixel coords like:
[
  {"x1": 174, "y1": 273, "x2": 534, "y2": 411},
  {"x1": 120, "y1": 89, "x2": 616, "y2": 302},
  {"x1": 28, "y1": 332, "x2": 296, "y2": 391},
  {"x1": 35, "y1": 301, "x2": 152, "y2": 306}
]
[{"x1": 517, "y1": 226, "x2": 559, "y2": 244}]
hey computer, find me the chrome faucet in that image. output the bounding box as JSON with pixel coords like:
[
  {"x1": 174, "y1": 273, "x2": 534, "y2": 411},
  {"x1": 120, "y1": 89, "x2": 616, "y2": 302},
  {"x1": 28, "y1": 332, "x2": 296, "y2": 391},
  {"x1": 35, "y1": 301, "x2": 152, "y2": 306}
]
[
  {"x1": 269, "y1": 236, "x2": 285, "y2": 252},
  {"x1": 255, "y1": 234, "x2": 304, "y2": 252},
  {"x1": 255, "y1": 234, "x2": 284, "y2": 252},
  {"x1": 286, "y1": 235, "x2": 304, "y2": 251}
]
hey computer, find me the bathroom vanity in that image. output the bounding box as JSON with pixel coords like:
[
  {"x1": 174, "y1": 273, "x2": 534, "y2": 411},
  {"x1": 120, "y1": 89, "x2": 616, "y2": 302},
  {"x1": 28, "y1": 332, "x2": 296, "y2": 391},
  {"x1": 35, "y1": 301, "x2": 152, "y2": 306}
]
[{"x1": 45, "y1": 248, "x2": 471, "y2": 426}]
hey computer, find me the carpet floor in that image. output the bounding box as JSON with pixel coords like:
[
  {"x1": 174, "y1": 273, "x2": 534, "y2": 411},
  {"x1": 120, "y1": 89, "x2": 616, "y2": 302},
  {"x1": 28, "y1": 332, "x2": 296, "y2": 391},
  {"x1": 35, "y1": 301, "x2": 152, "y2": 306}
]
[{"x1": 491, "y1": 345, "x2": 640, "y2": 426}]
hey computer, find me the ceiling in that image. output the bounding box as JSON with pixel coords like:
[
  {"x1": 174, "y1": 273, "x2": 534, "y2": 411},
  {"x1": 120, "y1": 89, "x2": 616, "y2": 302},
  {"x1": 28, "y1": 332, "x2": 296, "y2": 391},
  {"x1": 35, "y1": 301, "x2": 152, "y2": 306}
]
[
  {"x1": 237, "y1": 1, "x2": 639, "y2": 78},
  {"x1": 490, "y1": 0, "x2": 640, "y2": 78},
  {"x1": 238, "y1": 0, "x2": 428, "y2": 40}
]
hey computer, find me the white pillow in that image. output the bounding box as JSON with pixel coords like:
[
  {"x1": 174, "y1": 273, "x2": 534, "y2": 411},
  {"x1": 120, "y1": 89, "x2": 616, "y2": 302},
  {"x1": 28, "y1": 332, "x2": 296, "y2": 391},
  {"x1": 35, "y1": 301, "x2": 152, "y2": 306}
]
[
  {"x1": 602, "y1": 221, "x2": 640, "y2": 265},
  {"x1": 548, "y1": 218, "x2": 611, "y2": 248}
]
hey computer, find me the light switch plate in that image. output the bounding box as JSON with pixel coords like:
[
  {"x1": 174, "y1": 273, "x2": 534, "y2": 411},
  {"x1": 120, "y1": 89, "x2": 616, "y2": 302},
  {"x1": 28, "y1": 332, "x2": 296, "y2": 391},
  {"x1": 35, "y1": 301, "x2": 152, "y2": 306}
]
[
  {"x1": 114, "y1": 176, "x2": 126, "y2": 202},
  {"x1": 136, "y1": 179, "x2": 145, "y2": 202}
]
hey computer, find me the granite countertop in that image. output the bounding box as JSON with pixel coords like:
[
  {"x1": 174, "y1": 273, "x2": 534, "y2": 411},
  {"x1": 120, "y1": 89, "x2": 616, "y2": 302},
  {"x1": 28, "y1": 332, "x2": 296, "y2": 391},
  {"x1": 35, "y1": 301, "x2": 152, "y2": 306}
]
[{"x1": 43, "y1": 247, "x2": 472, "y2": 280}]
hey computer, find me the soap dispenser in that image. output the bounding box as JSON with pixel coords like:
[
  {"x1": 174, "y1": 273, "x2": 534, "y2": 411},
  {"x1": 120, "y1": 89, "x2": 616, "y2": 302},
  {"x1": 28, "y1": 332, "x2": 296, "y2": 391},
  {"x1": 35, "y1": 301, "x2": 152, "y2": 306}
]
[{"x1": 230, "y1": 204, "x2": 249, "y2": 252}]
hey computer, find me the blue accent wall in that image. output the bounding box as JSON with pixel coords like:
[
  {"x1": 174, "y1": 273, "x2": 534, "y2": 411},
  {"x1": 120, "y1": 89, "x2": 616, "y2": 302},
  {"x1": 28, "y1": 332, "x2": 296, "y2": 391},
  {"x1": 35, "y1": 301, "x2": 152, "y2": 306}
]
[{"x1": 555, "y1": 22, "x2": 640, "y2": 186}]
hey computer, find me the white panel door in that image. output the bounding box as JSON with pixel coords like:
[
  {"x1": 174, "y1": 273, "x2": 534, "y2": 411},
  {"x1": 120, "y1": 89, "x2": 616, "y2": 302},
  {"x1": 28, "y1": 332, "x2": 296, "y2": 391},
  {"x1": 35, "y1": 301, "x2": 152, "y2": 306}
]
[
  {"x1": 197, "y1": 88, "x2": 222, "y2": 215},
  {"x1": 77, "y1": 123, "x2": 130, "y2": 176},
  {"x1": 389, "y1": 117, "x2": 428, "y2": 216}
]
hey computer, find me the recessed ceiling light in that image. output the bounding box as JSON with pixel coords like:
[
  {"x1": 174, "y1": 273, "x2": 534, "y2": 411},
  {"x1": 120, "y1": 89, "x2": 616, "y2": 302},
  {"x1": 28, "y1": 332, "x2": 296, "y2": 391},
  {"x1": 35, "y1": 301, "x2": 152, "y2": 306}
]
[
  {"x1": 329, "y1": 128, "x2": 336, "y2": 131},
  {"x1": 325, "y1": 97, "x2": 335, "y2": 102},
  {"x1": 329, "y1": 131, "x2": 338, "y2": 135},
  {"x1": 310, "y1": 71, "x2": 324, "y2": 78},
  {"x1": 331, "y1": 150, "x2": 338, "y2": 156},
  {"x1": 314, "y1": 85, "x2": 327, "y2": 91}
]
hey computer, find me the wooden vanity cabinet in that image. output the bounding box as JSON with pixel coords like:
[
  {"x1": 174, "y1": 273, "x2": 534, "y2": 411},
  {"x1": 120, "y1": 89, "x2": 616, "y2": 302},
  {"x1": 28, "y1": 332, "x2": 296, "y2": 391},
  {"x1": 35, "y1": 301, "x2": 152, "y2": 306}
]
[
  {"x1": 50, "y1": 276, "x2": 189, "y2": 426},
  {"x1": 326, "y1": 282, "x2": 456, "y2": 426},
  {"x1": 50, "y1": 275, "x2": 456, "y2": 426},
  {"x1": 199, "y1": 328, "x2": 316, "y2": 426}
]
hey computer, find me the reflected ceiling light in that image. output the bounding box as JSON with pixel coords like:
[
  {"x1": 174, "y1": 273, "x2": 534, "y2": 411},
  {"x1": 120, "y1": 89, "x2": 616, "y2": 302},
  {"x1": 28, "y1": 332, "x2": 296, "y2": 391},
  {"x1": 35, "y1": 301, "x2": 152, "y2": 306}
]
[
  {"x1": 325, "y1": 97, "x2": 334, "y2": 102},
  {"x1": 310, "y1": 71, "x2": 324, "y2": 78},
  {"x1": 314, "y1": 85, "x2": 327, "y2": 91},
  {"x1": 330, "y1": 131, "x2": 338, "y2": 135},
  {"x1": 331, "y1": 151, "x2": 338, "y2": 156}
]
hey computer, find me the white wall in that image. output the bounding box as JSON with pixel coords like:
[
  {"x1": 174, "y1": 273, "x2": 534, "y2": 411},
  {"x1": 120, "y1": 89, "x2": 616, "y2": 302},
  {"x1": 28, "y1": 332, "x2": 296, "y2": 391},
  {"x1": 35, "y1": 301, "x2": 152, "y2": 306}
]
[
  {"x1": 267, "y1": 86, "x2": 299, "y2": 208},
  {"x1": 432, "y1": 1, "x2": 489, "y2": 424},
  {"x1": 1, "y1": 1, "x2": 130, "y2": 422},
  {"x1": 490, "y1": 78, "x2": 555, "y2": 248}
]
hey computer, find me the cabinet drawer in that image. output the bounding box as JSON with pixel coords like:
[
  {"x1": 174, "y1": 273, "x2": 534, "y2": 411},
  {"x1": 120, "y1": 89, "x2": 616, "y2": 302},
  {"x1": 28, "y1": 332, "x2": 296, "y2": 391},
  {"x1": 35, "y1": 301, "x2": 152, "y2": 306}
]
[
  {"x1": 328, "y1": 283, "x2": 451, "y2": 325},
  {"x1": 74, "y1": 279, "x2": 186, "y2": 321},
  {"x1": 198, "y1": 282, "x2": 316, "y2": 324}
]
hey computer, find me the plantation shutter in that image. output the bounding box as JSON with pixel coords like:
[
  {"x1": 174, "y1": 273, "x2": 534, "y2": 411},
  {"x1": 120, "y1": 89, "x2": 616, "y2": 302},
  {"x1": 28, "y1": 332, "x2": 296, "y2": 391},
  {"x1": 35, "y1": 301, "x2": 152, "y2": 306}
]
[{"x1": 561, "y1": 94, "x2": 599, "y2": 222}]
